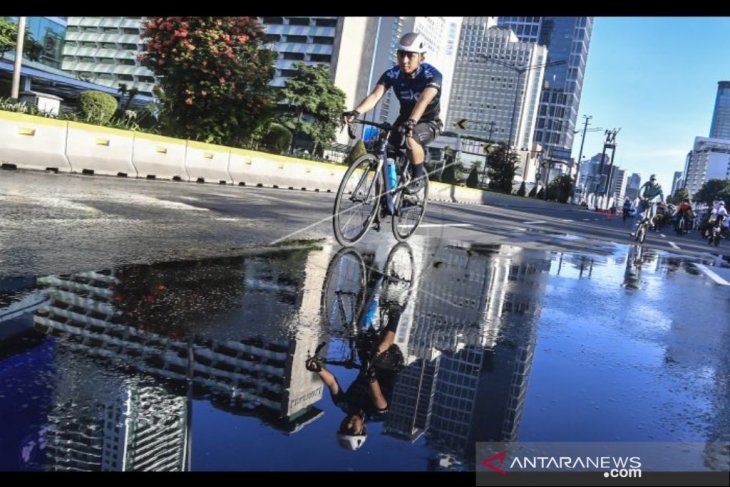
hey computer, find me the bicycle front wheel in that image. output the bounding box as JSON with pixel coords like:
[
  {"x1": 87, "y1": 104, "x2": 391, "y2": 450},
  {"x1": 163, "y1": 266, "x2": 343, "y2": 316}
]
[
  {"x1": 382, "y1": 242, "x2": 415, "y2": 308},
  {"x1": 333, "y1": 154, "x2": 381, "y2": 246},
  {"x1": 392, "y1": 175, "x2": 429, "y2": 242},
  {"x1": 636, "y1": 223, "x2": 647, "y2": 244}
]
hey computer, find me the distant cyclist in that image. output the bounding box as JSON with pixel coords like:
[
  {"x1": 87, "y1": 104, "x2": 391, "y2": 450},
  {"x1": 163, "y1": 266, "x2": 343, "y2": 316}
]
[
  {"x1": 633, "y1": 174, "x2": 664, "y2": 233},
  {"x1": 342, "y1": 32, "x2": 443, "y2": 195}
]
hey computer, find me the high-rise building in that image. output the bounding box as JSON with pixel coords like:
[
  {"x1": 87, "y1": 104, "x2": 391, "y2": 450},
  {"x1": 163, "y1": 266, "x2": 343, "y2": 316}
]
[
  {"x1": 625, "y1": 173, "x2": 642, "y2": 201},
  {"x1": 683, "y1": 137, "x2": 730, "y2": 198},
  {"x1": 670, "y1": 170, "x2": 684, "y2": 197},
  {"x1": 446, "y1": 17, "x2": 547, "y2": 153},
  {"x1": 61, "y1": 17, "x2": 156, "y2": 95},
  {"x1": 498, "y1": 17, "x2": 594, "y2": 163},
  {"x1": 709, "y1": 81, "x2": 730, "y2": 140}
]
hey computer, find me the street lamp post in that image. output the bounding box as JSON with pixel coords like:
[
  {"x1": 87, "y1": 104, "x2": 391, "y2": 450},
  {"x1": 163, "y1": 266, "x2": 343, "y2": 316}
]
[{"x1": 10, "y1": 17, "x2": 26, "y2": 99}]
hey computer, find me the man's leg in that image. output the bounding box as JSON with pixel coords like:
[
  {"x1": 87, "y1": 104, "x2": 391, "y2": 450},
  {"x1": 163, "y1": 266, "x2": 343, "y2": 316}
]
[{"x1": 404, "y1": 121, "x2": 438, "y2": 193}]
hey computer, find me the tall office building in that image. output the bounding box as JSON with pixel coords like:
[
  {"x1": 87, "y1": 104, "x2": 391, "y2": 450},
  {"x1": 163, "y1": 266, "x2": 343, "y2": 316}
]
[
  {"x1": 683, "y1": 137, "x2": 730, "y2": 198},
  {"x1": 670, "y1": 170, "x2": 684, "y2": 197},
  {"x1": 61, "y1": 17, "x2": 156, "y2": 95},
  {"x1": 625, "y1": 173, "x2": 642, "y2": 201},
  {"x1": 709, "y1": 81, "x2": 730, "y2": 140},
  {"x1": 446, "y1": 17, "x2": 547, "y2": 152},
  {"x1": 498, "y1": 17, "x2": 594, "y2": 163}
]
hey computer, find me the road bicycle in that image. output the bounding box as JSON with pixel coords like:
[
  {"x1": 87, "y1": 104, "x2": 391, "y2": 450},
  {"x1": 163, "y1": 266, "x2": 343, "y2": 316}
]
[
  {"x1": 332, "y1": 120, "x2": 429, "y2": 246},
  {"x1": 319, "y1": 242, "x2": 414, "y2": 369},
  {"x1": 632, "y1": 200, "x2": 657, "y2": 244}
]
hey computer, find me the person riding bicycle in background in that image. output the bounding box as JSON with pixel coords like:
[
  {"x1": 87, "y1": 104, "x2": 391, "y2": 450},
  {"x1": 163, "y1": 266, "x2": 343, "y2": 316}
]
[
  {"x1": 305, "y1": 308, "x2": 405, "y2": 451},
  {"x1": 706, "y1": 201, "x2": 729, "y2": 237},
  {"x1": 635, "y1": 174, "x2": 665, "y2": 231},
  {"x1": 622, "y1": 197, "x2": 632, "y2": 221},
  {"x1": 342, "y1": 32, "x2": 442, "y2": 195},
  {"x1": 673, "y1": 198, "x2": 694, "y2": 232}
]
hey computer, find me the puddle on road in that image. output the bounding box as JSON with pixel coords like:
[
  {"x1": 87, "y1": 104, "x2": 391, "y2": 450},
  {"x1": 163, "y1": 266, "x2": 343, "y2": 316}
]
[{"x1": 0, "y1": 238, "x2": 727, "y2": 472}]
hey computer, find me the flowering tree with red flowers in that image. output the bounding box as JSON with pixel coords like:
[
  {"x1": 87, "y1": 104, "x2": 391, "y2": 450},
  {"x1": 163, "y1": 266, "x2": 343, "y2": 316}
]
[{"x1": 140, "y1": 17, "x2": 276, "y2": 145}]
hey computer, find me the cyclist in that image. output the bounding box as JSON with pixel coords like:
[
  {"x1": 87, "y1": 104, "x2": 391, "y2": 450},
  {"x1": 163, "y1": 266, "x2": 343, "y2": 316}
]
[
  {"x1": 305, "y1": 308, "x2": 404, "y2": 451},
  {"x1": 342, "y1": 32, "x2": 443, "y2": 195},
  {"x1": 632, "y1": 174, "x2": 664, "y2": 235},
  {"x1": 622, "y1": 197, "x2": 632, "y2": 222},
  {"x1": 673, "y1": 198, "x2": 693, "y2": 233}
]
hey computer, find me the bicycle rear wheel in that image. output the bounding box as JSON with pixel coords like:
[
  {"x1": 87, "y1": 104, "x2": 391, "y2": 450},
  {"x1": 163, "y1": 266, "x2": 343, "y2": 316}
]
[
  {"x1": 333, "y1": 154, "x2": 381, "y2": 246},
  {"x1": 392, "y1": 172, "x2": 429, "y2": 242},
  {"x1": 321, "y1": 248, "x2": 366, "y2": 335}
]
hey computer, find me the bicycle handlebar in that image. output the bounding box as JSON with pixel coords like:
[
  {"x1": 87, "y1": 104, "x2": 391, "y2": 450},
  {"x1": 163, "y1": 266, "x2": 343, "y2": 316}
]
[{"x1": 343, "y1": 119, "x2": 397, "y2": 140}]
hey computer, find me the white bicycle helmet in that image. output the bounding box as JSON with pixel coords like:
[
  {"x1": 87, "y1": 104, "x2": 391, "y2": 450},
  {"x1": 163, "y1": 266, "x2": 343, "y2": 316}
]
[
  {"x1": 337, "y1": 432, "x2": 367, "y2": 451},
  {"x1": 397, "y1": 32, "x2": 427, "y2": 54}
]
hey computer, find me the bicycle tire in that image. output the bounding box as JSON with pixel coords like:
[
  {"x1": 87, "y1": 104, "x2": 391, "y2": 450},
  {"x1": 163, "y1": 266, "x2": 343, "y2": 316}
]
[
  {"x1": 391, "y1": 171, "x2": 429, "y2": 242},
  {"x1": 321, "y1": 248, "x2": 367, "y2": 335},
  {"x1": 636, "y1": 223, "x2": 647, "y2": 244},
  {"x1": 333, "y1": 154, "x2": 382, "y2": 246},
  {"x1": 381, "y1": 242, "x2": 415, "y2": 309}
]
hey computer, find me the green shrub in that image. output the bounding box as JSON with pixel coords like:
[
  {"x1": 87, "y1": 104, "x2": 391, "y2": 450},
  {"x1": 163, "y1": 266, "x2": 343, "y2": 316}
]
[
  {"x1": 262, "y1": 123, "x2": 292, "y2": 153},
  {"x1": 78, "y1": 90, "x2": 118, "y2": 124},
  {"x1": 466, "y1": 163, "x2": 480, "y2": 188}
]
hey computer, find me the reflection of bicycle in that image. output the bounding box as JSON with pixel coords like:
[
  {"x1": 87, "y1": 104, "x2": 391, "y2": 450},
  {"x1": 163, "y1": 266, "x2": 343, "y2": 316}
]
[
  {"x1": 320, "y1": 243, "x2": 414, "y2": 369},
  {"x1": 332, "y1": 120, "x2": 429, "y2": 246}
]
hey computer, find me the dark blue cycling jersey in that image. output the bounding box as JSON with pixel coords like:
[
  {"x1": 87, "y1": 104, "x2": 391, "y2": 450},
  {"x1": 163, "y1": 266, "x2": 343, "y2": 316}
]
[{"x1": 377, "y1": 63, "x2": 443, "y2": 122}]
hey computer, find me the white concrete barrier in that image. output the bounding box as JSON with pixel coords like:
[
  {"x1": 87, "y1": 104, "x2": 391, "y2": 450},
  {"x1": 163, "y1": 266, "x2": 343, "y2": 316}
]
[
  {"x1": 0, "y1": 111, "x2": 71, "y2": 172},
  {"x1": 185, "y1": 141, "x2": 231, "y2": 184},
  {"x1": 66, "y1": 122, "x2": 137, "y2": 177},
  {"x1": 132, "y1": 133, "x2": 188, "y2": 181},
  {"x1": 229, "y1": 148, "x2": 346, "y2": 191},
  {"x1": 428, "y1": 182, "x2": 486, "y2": 205}
]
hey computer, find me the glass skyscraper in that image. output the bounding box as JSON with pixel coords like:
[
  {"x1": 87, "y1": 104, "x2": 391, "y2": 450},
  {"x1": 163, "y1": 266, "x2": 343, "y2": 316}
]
[{"x1": 497, "y1": 17, "x2": 594, "y2": 161}]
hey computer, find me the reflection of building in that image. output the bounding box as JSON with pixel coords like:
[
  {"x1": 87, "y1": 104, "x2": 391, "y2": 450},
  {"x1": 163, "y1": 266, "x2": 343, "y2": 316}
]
[
  {"x1": 383, "y1": 243, "x2": 551, "y2": 468},
  {"x1": 33, "y1": 248, "x2": 329, "y2": 470}
]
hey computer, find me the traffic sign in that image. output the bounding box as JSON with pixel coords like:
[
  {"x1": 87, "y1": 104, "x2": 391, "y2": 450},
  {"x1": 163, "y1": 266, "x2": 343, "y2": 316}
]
[{"x1": 456, "y1": 119, "x2": 468, "y2": 130}]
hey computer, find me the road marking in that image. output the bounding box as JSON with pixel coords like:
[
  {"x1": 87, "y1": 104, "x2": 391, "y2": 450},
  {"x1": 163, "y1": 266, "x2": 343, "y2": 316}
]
[
  {"x1": 523, "y1": 220, "x2": 546, "y2": 224},
  {"x1": 694, "y1": 264, "x2": 730, "y2": 286},
  {"x1": 560, "y1": 219, "x2": 572, "y2": 222},
  {"x1": 215, "y1": 217, "x2": 238, "y2": 221},
  {"x1": 660, "y1": 233, "x2": 666, "y2": 238},
  {"x1": 582, "y1": 218, "x2": 591, "y2": 221},
  {"x1": 418, "y1": 223, "x2": 473, "y2": 228},
  {"x1": 668, "y1": 241, "x2": 680, "y2": 249}
]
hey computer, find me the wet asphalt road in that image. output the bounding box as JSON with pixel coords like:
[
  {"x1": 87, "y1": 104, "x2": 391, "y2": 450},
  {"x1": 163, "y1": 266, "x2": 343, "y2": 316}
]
[{"x1": 0, "y1": 169, "x2": 728, "y2": 474}]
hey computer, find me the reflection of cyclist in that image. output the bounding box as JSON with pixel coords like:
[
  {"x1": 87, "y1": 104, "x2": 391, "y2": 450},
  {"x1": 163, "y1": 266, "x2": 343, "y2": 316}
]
[
  {"x1": 622, "y1": 245, "x2": 645, "y2": 290},
  {"x1": 305, "y1": 314, "x2": 404, "y2": 451},
  {"x1": 342, "y1": 32, "x2": 442, "y2": 195}
]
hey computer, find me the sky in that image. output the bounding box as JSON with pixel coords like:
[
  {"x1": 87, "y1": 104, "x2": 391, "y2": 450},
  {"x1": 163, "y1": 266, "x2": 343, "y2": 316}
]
[{"x1": 572, "y1": 16, "x2": 730, "y2": 194}]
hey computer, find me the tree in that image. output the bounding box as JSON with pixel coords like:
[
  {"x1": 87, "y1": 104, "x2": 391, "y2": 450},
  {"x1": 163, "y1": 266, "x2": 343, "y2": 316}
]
[
  {"x1": 262, "y1": 123, "x2": 292, "y2": 153},
  {"x1": 0, "y1": 18, "x2": 44, "y2": 62},
  {"x1": 278, "y1": 63, "x2": 346, "y2": 155},
  {"x1": 548, "y1": 174, "x2": 574, "y2": 203},
  {"x1": 486, "y1": 146, "x2": 518, "y2": 193},
  {"x1": 140, "y1": 17, "x2": 276, "y2": 146},
  {"x1": 692, "y1": 179, "x2": 730, "y2": 206},
  {"x1": 466, "y1": 163, "x2": 480, "y2": 188}
]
